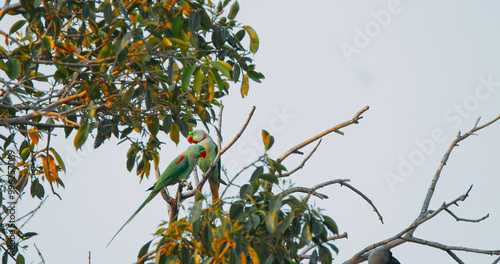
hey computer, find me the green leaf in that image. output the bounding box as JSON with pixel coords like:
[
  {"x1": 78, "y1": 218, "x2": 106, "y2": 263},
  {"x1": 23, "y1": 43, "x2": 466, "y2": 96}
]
[
  {"x1": 181, "y1": 245, "x2": 190, "y2": 264},
  {"x1": 188, "y1": 11, "x2": 201, "y2": 32},
  {"x1": 30, "y1": 178, "x2": 44, "y2": 199},
  {"x1": 232, "y1": 63, "x2": 240, "y2": 82},
  {"x1": 249, "y1": 166, "x2": 263, "y2": 182},
  {"x1": 21, "y1": 232, "x2": 38, "y2": 240},
  {"x1": 162, "y1": 116, "x2": 172, "y2": 134},
  {"x1": 126, "y1": 156, "x2": 135, "y2": 172},
  {"x1": 319, "y1": 245, "x2": 333, "y2": 264},
  {"x1": 189, "y1": 200, "x2": 203, "y2": 224},
  {"x1": 266, "y1": 212, "x2": 278, "y2": 234},
  {"x1": 16, "y1": 254, "x2": 24, "y2": 264},
  {"x1": 53, "y1": 61, "x2": 69, "y2": 78},
  {"x1": 326, "y1": 243, "x2": 339, "y2": 255},
  {"x1": 170, "y1": 123, "x2": 180, "y2": 145},
  {"x1": 192, "y1": 68, "x2": 203, "y2": 95},
  {"x1": 259, "y1": 174, "x2": 278, "y2": 184},
  {"x1": 138, "y1": 240, "x2": 152, "y2": 259},
  {"x1": 146, "y1": 116, "x2": 160, "y2": 137},
  {"x1": 299, "y1": 222, "x2": 311, "y2": 247},
  {"x1": 42, "y1": 36, "x2": 54, "y2": 50},
  {"x1": 239, "y1": 184, "x2": 253, "y2": 200},
  {"x1": 309, "y1": 250, "x2": 318, "y2": 264},
  {"x1": 98, "y1": 45, "x2": 111, "y2": 60},
  {"x1": 74, "y1": 121, "x2": 90, "y2": 150},
  {"x1": 181, "y1": 65, "x2": 196, "y2": 92},
  {"x1": 268, "y1": 158, "x2": 287, "y2": 175},
  {"x1": 6, "y1": 58, "x2": 21, "y2": 80},
  {"x1": 277, "y1": 211, "x2": 294, "y2": 235},
  {"x1": 240, "y1": 74, "x2": 249, "y2": 97},
  {"x1": 114, "y1": 31, "x2": 132, "y2": 54},
  {"x1": 103, "y1": 2, "x2": 113, "y2": 24},
  {"x1": 208, "y1": 61, "x2": 232, "y2": 79},
  {"x1": 243, "y1": 26, "x2": 259, "y2": 54},
  {"x1": 269, "y1": 195, "x2": 282, "y2": 214},
  {"x1": 261, "y1": 254, "x2": 273, "y2": 264},
  {"x1": 228, "y1": 1, "x2": 239, "y2": 20},
  {"x1": 9, "y1": 20, "x2": 26, "y2": 35},
  {"x1": 322, "y1": 215, "x2": 339, "y2": 235}
]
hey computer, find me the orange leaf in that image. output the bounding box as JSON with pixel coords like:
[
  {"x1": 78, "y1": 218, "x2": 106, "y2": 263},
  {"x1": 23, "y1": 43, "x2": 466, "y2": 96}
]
[
  {"x1": 28, "y1": 128, "x2": 39, "y2": 145},
  {"x1": 47, "y1": 155, "x2": 59, "y2": 182}
]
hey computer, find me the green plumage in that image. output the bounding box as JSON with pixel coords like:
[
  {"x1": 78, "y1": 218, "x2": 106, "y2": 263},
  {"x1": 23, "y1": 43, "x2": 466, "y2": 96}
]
[
  {"x1": 187, "y1": 130, "x2": 222, "y2": 201},
  {"x1": 107, "y1": 145, "x2": 205, "y2": 246}
]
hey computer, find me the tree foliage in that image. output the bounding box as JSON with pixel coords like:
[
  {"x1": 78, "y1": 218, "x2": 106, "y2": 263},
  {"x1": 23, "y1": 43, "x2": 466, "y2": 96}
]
[
  {"x1": 136, "y1": 131, "x2": 341, "y2": 264},
  {"x1": 0, "y1": 0, "x2": 263, "y2": 260}
]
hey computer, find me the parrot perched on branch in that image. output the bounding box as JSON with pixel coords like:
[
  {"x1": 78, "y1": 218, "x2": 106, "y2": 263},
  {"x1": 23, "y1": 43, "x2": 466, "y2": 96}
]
[
  {"x1": 107, "y1": 145, "x2": 206, "y2": 246},
  {"x1": 187, "y1": 130, "x2": 225, "y2": 201}
]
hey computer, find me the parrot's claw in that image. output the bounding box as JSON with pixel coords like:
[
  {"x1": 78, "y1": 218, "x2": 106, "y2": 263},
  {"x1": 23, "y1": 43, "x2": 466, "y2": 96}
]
[{"x1": 179, "y1": 179, "x2": 192, "y2": 190}]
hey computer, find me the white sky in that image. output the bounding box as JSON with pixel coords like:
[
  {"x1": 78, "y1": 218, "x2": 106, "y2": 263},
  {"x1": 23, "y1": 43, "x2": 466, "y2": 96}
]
[{"x1": 3, "y1": 0, "x2": 500, "y2": 263}]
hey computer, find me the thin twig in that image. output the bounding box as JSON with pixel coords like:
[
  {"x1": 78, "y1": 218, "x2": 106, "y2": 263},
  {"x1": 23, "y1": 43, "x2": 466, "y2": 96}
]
[
  {"x1": 277, "y1": 106, "x2": 369, "y2": 163},
  {"x1": 134, "y1": 249, "x2": 155, "y2": 264},
  {"x1": 220, "y1": 106, "x2": 255, "y2": 155},
  {"x1": 419, "y1": 115, "x2": 500, "y2": 217},
  {"x1": 445, "y1": 208, "x2": 489, "y2": 223},
  {"x1": 279, "y1": 187, "x2": 328, "y2": 199},
  {"x1": 280, "y1": 139, "x2": 322, "y2": 178},
  {"x1": 34, "y1": 244, "x2": 46, "y2": 264},
  {"x1": 340, "y1": 182, "x2": 384, "y2": 224},
  {"x1": 220, "y1": 160, "x2": 259, "y2": 199},
  {"x1": 446, "y1": 250, "x2": 465, "y2": 264},
  {"x1": 299, "y1": 232, "x2": 348, "y2": 256},
  {"x1": 407, "y1": 236, "x2": 500, "y2": 255}
]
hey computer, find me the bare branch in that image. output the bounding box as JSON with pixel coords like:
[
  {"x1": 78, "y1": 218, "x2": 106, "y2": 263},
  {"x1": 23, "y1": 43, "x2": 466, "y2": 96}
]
[
  {"x1": 34, "y1": 244, "x2": 46, "y2": 264},
  {"x1": 341, "y1": 182, "x2": 384, "y2": 224},
  {"x1": 220, "y1": 106, "x2": 255, "y2": 155},
  {"x1": 406, "y1": 236, "x2": 500, "y2": 255},
  {"x1": 493, "y1": 256, "x2": 500, "y2": 264},
  {"x1": 299, "y1": 179, "x2": 350, "y2": 202},
  {"x1": 279, "y1": 187, "x2": 329, "y2": 199},
  {"x1": 133, "y1": 249, "x2": 155, "y2": 264},
  {"x1": 445, "y1": 208, "x2": 489, "y2": 223},
  {"x1": 446, "y1": 250, "x2": 465, "y2": 264},
  {"x1": 280, "y1": 139, "x2": 322, "y2": 178},
  {"x1": 220, "y1": 160, "x2": 259, "y2": 199},
  {"x1": 419, "y1": 115, "x2": 500, "y2": 217},
  {"x1": 277, "y1": 106, "x2": 369, "y2": 163},
  {"x1": 0, "y1": 3, "x2": 23, "y2": 21},
  {"x1": 299, "y1": 232, "x2": 348, "y2": 256}
]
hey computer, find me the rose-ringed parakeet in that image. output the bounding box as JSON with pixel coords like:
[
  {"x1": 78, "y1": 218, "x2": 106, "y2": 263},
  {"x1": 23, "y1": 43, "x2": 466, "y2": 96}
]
[
  {"x1": 107, "y1": 145, "x2": 206, "y2": 246},
  {"x1": 187, "y1": 130, "x2": 224, "y2": 201}
]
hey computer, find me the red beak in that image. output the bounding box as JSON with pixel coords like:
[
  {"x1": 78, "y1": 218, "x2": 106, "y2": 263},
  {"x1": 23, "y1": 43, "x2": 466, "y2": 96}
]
[
  {"x1": 200, "y1": 150, "x2": 206, "y2": 159},
  {"x1": 187, "y1": 136, "x2": 194, "y2": 144}
]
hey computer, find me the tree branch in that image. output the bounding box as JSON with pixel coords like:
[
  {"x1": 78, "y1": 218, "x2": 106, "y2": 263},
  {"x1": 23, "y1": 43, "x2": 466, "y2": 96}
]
[
  {"x1": 280, "y1": 139, "x2": 321, "y2": 178},
  {"x1": 279, "y1": 187, "x2": 329, "y2": 199},
  {"x1": 406, "y1": 236, "x2": 500, "y2": 255},
  {"x1": 276, "y1": 106, "x2": 369, "y2": 164},
  {"x1": 419, "y1": 115, "x2": 500, "y2": 217},
  {"x1": 445, "y1": 208, "x2": 489, "y2": 223},
  {"x1": 340, "y1": 182, "x2": 384, "y2": 224}
]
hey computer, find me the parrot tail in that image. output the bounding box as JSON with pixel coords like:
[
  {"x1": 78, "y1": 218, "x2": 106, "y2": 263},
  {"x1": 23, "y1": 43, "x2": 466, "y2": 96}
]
[
  {"x1": 107, "y1": 191, "x2": 158, "y2": 247},
  {"x1": 209, "y1": 181, "x2": 220, "y2": 202}
]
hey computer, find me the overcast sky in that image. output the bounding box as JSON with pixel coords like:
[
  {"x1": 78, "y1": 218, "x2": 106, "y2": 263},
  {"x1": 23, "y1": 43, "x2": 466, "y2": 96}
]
[{"x1": 5, "y1": 0, "x2": 500, "y2": 263}]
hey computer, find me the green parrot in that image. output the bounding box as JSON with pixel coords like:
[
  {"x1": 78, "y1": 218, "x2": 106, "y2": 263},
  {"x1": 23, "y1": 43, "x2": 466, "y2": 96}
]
[
  {"x1": 107, "y1": 145, "x2": 206, "y2": 246},
  {"x1": 187, "y1": 130, "x2": 224, "y2": 201}
]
